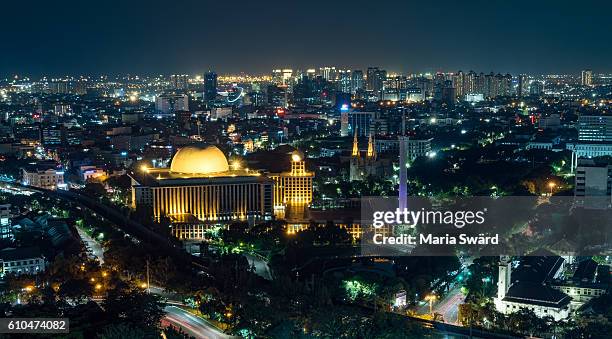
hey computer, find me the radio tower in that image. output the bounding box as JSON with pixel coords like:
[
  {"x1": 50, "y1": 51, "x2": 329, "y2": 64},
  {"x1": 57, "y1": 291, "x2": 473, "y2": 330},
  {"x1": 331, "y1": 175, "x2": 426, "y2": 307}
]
[{"x1": 398, "y1": 111, "x2": 408, "y2": 211}]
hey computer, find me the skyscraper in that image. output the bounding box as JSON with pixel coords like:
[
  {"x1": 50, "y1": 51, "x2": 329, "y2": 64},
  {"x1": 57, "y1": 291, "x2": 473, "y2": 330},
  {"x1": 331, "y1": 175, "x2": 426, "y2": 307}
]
[
  {"x1": 319, "y1": 66, "x2": 336, "y2": 81},
  {"x1": 366, "y1": 67, "x2": 386, "y2": 101},
  {"x1": 170, "y1": 74, "x2": 189, "y2": 89},
  {"x1": 530, "y1": 80, "x2": 545, "y2": 96},
  {"x1": 463, "y1": 71, "x2": 477, "y2": 95},
  {"x1": 518, "y1": 74, "x2": 528, "y2": 97},
  {"x1": 155, "y1": 93, "x2": 189, "y2": 115},
  {"x1": 338, "y1": 70, "x2": 352, "y2": 93},
  {"x1": 267, "y1": 84, "x2": 288, "y2": 108},
  {"x1": 351, "y1": 70, "x2": 364, "y2": 94},
  {"x1": 204, "y1": 71, "x2": 218, "y2": 103},
  {"x1": 453, "y1": 71, "x2": 464, "y2": 98},
  {"x1": 581, "y1": 69, "x2": 593, "y2": 86}
]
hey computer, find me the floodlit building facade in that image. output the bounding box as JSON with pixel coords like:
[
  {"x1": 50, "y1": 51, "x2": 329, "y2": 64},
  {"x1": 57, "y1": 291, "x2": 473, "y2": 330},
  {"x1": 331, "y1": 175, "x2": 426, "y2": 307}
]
[
  {"x1": 269, "y1": 150, "x2": 314, "y2": 220},
  {"x1": 131, "y1": 145, "x2": 274, "y2": 224},
  {"x1": 21, "y1": 164, "x2": 65, "y2": 190}
]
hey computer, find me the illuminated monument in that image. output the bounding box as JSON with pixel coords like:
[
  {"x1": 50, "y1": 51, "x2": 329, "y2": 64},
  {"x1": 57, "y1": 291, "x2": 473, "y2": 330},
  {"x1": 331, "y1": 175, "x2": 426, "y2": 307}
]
[{"x1": 131, "y1": 145, "x2": 274, "y2": 226}]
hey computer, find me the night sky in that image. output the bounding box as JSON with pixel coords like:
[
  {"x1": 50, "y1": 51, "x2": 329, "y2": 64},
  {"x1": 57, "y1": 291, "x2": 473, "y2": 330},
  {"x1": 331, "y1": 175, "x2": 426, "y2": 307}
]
[{"x1": 2, "y1": 0, "x2": 611, "y2": 77}]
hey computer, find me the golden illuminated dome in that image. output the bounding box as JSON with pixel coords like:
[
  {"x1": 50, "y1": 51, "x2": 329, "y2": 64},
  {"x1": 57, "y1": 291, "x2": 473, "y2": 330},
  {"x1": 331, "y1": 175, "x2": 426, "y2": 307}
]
[
  {"x1": 291, "y1": 150, "x2": 304, "y2": 162},
  {"x1": 170, "y1": 145, "x2": 229, "y2": 175}
]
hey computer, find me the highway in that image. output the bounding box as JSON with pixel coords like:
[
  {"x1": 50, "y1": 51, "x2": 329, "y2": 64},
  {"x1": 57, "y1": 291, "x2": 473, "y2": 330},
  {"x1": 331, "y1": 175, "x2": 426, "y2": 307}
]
[{"x1": 163, "y1": 306, "x2": 233, "y2": 339}]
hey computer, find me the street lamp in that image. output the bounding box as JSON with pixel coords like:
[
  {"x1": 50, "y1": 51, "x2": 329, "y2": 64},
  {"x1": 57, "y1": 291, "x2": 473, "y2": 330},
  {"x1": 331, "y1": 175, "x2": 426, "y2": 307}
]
[
  {"x1": 425, "y1": 294, "x2": 437, "y2": 315},
  {"x1": 548, "y1": 181, "x2": 556, "y2": 196}
]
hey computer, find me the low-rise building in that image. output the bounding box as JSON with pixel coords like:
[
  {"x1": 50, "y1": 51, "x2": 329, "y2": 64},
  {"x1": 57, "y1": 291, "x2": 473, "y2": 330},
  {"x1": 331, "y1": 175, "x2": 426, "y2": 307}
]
[
  {"x1": 21, "y1": 163, "x2": 65, "y2": 190},
  {"x1": 495, "y1": 255, "x2": 571, "y2": 321},
  {"x1": 0, "y1": 204, "x2": 12, "y2": 240},
  {"x1": 0, "y1": 247, "x2": 46, "y2": 277}
]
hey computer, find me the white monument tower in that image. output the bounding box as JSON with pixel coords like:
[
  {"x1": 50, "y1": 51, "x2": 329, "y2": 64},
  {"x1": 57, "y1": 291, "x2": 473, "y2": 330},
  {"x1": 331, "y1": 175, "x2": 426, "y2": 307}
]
[{"x1": 495, "y1": 255, "x2": 512, "y2": 310}]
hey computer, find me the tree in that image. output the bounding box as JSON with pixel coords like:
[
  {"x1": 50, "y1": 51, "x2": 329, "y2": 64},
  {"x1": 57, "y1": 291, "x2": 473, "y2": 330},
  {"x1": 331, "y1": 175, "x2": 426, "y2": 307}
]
[
  {"x1": 97, "y1": 322, "x2": 159, "y2": 339},
  {"x1": 103, "y1": 287, "x2": 166, "y2": 328},
  {"x1": 59, "y1": 278, "x2": 93, "y2": 303},
  {"x1": 83, "y1": 182, "x2": 107, "y2": 199}
]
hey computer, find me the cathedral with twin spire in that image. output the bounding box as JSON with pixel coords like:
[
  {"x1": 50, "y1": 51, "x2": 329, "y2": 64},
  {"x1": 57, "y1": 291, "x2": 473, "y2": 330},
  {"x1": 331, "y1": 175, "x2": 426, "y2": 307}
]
[{"x1": 349, "y1": 131, "x2": 391, "y2": 181}]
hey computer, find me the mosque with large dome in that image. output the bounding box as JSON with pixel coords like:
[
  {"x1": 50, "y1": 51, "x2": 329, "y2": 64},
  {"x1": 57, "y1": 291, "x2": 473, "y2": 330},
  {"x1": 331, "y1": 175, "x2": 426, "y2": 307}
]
[
  {"x1": 131, "y1": 145, "x2": 275, "y2": 229},
  {"x1": 130, "y1": 144, "x2": 313, "y2": 239}
]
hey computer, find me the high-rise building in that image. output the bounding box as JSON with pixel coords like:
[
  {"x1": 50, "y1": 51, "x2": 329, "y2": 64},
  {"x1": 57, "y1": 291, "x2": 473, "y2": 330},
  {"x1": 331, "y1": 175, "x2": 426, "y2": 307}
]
[
  {"x1": 54, "y1": 104, "x2": 72, "y2": 116},
  {"x1": 348, "y1": 111, "x2": 381, "y2": 137},
  {"x1": 49, "y1": 81, "x2": 70, "y2": 94},
  {"x1": 170, "y1": 74, "x2": 189, "y2": 89},
  {"x1": 373, "y1": 138, "x2": 432, "y2": 161},
  {"x1": 530, "y1": 80, "x2": 545, "y2": 96},
  {"x1": 463, "y1": 71, "x2": 477, "y2": 95},
  {"x1": 351, "y1": 70, "x2": 364, "y2": 94},
  {"x1": 366, "y1": 67, "x2": 386, "y2": 101},
  {"x1": 155, "y1": 93, "x2": 189, "y2": 115},
  {"x1": 383, "y1": 76, "x2": 408, "y2": 101},
  {"x1": 578, "y1": 114, "x2": 612, "y2": 142},
  {"x1": 574, "y1": 158, "x2": 612, "y2": 209},
  {"x1": 204, "y1": 71, "x2": 218, "y2": 102},
  {"x1": 338, "y1": 70, "x2": 351, "y2": 93},
  {"x1": 517, "y1": 74, "x2": 529, "y2": 97},
  {"x1": 267, "y1": 85, "x2": 288, "y2": 108},
  {"x1": 453, "y1": 71, "x2": 464, "y2": 98},
  {"x1": 41, "y1": 125, "x2": 63, "y2": 146},
  {"x1": 319, "y1": 67, "x2": 336, "y2": 81},
  {"x1": 272, "y1": 69, "x2": 293, "y2": 86},
  {"x1": 581, "y1": 69, "x2": 593, "y2": 86}
]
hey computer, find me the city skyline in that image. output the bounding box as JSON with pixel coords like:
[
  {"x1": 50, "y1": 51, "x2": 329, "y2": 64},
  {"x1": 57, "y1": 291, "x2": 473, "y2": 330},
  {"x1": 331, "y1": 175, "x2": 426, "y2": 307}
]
[
  {"x1": 2, "y1": 0, "x2": 612, "y2": 77},
  {"x1": 1, "y1": 1, "x2": 611, "y2": 337}
]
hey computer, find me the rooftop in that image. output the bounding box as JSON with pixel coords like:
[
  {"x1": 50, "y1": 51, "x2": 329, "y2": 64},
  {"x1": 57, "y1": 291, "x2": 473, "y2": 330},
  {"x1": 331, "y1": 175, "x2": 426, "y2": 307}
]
[{"x1": 0, "y1": 247, "x2": 44, "y2": 261}]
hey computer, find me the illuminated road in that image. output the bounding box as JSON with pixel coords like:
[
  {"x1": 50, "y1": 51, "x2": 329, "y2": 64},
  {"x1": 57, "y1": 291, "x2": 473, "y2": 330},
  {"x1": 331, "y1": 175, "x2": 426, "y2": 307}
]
[
  {"x1": 416, "y1": 284, "x2": 464, "y2": 324},
  {"x1": 415, "y1": 257, "x2": 474, "y2": 324},
  {"x1": 163, "y1": 305, "x2": 233, "y2": 339},
  {"x1": 244, "y1": 253, "x2": 272, "y2": 280},
  {"x1": 76, "y1": 226, "x2": 104, "y2": 264},
  {"x1": 433, "y1": 285, "x2": 464, "y2": 324}
]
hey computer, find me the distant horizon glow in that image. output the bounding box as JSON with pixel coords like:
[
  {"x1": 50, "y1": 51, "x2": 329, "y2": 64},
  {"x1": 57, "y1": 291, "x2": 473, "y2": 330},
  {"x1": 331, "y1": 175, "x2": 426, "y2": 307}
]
[{"x1": 1, "y1": 0, "x2": 611, "y2": 77}]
